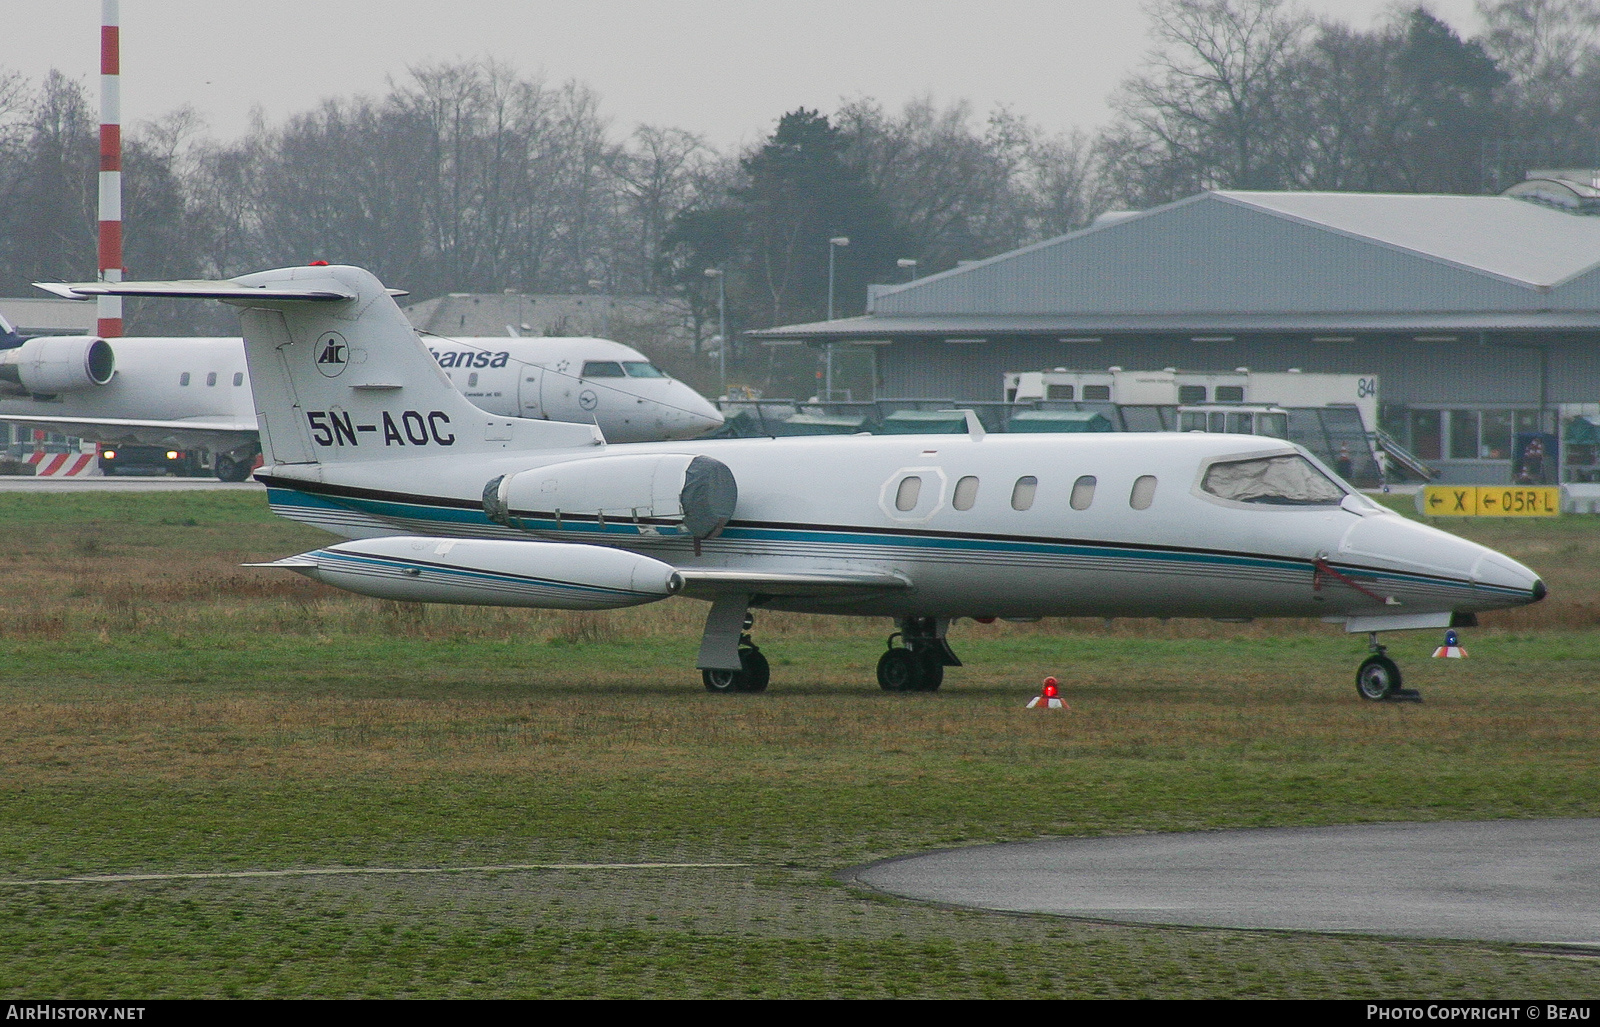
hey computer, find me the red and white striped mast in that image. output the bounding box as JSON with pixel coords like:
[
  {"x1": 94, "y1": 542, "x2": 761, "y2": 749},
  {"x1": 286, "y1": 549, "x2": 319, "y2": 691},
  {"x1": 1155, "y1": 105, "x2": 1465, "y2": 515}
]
[{"x1": 97, "y1": 0, "x2": 122, "y2": 338}]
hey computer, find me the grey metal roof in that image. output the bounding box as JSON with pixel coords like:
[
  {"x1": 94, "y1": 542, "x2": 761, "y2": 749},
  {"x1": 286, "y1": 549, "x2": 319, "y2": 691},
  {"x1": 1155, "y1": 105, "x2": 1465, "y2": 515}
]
[{"x1": 754, "y1": 190, "x2": 1600, "y2": 341}]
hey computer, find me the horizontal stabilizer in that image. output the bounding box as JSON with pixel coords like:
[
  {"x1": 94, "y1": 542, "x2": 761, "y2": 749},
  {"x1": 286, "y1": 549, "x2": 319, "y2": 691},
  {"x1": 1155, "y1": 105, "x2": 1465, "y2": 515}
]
[
  {"x1": 669, "y1": 567, "x2": 910, "y2": 600},
  {"x1": 34, "y1": 280, "x2": 356, "y2": 303}
]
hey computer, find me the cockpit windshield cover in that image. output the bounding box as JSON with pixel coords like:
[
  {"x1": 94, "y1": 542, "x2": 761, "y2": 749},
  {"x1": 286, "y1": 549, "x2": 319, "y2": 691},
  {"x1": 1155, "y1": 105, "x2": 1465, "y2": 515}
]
[{"x1": 1202, "y1": 454, "x2": 1346, "y2": 506}]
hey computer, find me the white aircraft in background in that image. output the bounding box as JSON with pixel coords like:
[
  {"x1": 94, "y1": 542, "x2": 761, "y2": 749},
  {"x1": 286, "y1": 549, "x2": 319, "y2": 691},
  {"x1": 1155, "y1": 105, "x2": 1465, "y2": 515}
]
[
  {"x1": 0, "y1": 327, "x2": 722, "y2": 478},
  {"x1": 39, "y1": 265, "x2": 1547, "y2": 701}
]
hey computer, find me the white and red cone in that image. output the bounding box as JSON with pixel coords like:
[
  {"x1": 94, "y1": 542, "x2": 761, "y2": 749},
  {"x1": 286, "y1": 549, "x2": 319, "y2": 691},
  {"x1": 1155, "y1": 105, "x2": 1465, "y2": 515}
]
[
  {"x1": 1432, "y1": 629, "x2": 1468, "y2": 659},
  {"x1": 1026, "y1": 676, "x2": 1068, "y2": 709}
]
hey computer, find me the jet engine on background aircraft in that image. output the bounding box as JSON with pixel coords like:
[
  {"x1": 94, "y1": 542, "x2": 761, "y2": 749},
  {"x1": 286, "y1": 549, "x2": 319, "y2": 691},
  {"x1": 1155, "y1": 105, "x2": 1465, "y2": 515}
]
[
  {"x1": 0, "y1": 336, "x2": 115, "y2": 395},
  {"x1": 483, "y1": 453, "x2": 737, "y2": 539}
]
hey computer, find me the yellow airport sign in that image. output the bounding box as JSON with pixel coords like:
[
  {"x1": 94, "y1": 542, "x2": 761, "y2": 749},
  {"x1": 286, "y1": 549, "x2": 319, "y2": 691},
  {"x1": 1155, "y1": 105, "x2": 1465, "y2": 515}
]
[{"x1": 1422, "y1": 485, "x2": 1559, "y2": 517}]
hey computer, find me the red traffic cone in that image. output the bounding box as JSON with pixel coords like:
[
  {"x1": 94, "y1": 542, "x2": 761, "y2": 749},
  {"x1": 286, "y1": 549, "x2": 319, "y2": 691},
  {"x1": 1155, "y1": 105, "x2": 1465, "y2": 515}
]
[{"x1": 1026, "y1": 676, "x2": 1068, "y2": 709}]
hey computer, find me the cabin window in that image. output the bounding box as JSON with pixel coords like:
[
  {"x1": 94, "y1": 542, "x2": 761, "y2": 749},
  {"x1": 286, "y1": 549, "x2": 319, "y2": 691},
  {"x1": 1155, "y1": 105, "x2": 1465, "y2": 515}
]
[
  {"x1": 468, "y1": 372, "x2": 479, "y2": 388},
  {"x1": 1130, "y1": 475, "x2": 1158, "y2": 510},
  {"x1": 1045, "y1": 384, "x2": 1074, "y2": 400},
  {"x1": 1083, "y1": 385, "x2": 1111, "y2": 401},
  {"x1": 896, "y1": 476, "x2": 922, "y2": 511},
  {"x1": 953, "y1": 475, "x2": 979, "y2": 511},
  {"x1": 622, "y1": 362, "x2": 667, "y2": 378},
  {"x1": 1011, "y1": 476, "x2": 1037, "y2": 511},
  {"x1": 1070, "y1": 475, "x2": 1096, "y2": 510},
  {"x1": 581, "y1": 361, "x2": 625, "y2": 378},
  {"x1": 1178, "y1": 385, "x2": 1207, "y2": 404},
  {"x1": 232, "y1": 372, "x2": 244, "y2": 387},
  {"x1": 206, "y1": 372, "x2": 217, "y2": 387},
  {"x1": 1202, "y1": 455, "x2": 1344, "y2": 506},
  {"x1": 179, "y1": 372, "x2": 190, "y2": 386},
  {"x1": 1216, "y1": 386, "x2": 1244, "y2": 402}
]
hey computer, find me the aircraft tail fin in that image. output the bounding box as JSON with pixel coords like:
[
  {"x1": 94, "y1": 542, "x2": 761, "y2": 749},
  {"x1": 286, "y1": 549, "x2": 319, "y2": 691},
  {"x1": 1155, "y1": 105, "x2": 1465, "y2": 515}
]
[{"x1": 36, "y1": 266, "x2": 603, "y2": 465}]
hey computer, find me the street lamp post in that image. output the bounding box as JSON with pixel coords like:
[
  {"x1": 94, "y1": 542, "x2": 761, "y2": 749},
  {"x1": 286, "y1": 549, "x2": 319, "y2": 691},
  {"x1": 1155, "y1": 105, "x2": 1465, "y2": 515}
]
[
  {"x1": 826, "y1": 236, "x2": 849, "y2": 401},
  {"x1": 704, "y1": 267, "x2": 727, "y2": 398},
  {"x1": 587, "y1": 278, "x2": 610, "y2": 337}
]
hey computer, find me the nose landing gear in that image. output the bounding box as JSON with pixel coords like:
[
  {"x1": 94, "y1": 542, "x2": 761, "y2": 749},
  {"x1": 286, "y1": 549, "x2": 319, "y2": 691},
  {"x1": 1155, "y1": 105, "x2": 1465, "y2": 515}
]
[{"x1": 1356, "y1": 633, "x2": 1421, "y2": 703}]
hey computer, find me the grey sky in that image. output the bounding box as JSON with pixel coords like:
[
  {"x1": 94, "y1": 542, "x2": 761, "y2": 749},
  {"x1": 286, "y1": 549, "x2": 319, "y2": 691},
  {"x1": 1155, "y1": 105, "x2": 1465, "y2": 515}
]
[{"x1": 7, "y1": 1, "x2": 1483, "y2": 148}]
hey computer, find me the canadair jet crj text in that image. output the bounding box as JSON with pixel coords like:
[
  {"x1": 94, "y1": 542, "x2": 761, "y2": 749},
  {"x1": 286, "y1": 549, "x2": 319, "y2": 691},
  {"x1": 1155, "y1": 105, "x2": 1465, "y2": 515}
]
[{"x1": 38, "y1": 265, "x2": 1546, "y2": 699}]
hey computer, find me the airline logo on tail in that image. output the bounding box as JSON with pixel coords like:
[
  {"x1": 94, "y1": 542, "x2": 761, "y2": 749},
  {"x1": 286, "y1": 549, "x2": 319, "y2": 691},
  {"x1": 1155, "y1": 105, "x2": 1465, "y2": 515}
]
[{"x1": 315, "y1": 331, "x2": 349, "y2": 377}]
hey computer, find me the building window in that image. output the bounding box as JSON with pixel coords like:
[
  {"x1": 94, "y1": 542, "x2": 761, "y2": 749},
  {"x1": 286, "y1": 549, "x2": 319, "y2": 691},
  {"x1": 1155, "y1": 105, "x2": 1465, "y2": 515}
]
[
  {"x1": 1449, "y1": 410, "x2": 1478, "y2": 459},
  {"x1": 1070, "y1": 475, "x2": 1096, "y2": 510},
  {"x1": 1215, "y1": 385, "x2": 1244, "y2": 402},
  {"x1": 1178, "y1": 385, "x2": 1207, "y2": 404},
  {"x1": 179, "y1": 372, "x2": 190, "y2": 386},
  {"x1": 232, "y1": 372, "x2": 244, "y2": 387},
  {"x1": 1130, "y1": 475, "x2": 1158, "y2": 510},
  {"x1": 1083, "y1": 385, "x2": 1110, "y2": 401},
  {"x1": 1046, "y1": 384, "x2": 1074, "y2": 400},
  {"x1": 896, "y1": 476, "x2": 922, "y2": 512},
  {"x1": 1011, "y1": 476, "x2": 1037, "y2": 511},
  {"x1": 206, "y1": 372, "x2": 217, "y2": 387},
  {"x1": 953, "y1": 475, "x2": 979, "y2": 511},
  {"x1": 1409, "y1": 409, "x2": 1441, "y2": 461},
  {"x1": 1481, "y1": 411, "x2": 1513, "y2": 459}
]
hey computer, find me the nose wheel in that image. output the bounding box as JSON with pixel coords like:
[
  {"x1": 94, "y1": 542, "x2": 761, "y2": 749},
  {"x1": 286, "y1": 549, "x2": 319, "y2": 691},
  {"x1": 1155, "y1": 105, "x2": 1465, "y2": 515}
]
[{"x1": 1356, "y1": 636, "x2": 1421, "y2": 703}]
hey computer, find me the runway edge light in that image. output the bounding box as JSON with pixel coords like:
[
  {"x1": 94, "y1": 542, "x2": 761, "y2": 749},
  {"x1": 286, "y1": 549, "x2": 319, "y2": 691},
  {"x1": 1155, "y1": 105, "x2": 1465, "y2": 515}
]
[
  {"x1": 1026, "y1": 677, "x2": 1068, "y2": 710},
  {"x1": 1432, "y1": 629, "x2": 1468, "y2": 659}
]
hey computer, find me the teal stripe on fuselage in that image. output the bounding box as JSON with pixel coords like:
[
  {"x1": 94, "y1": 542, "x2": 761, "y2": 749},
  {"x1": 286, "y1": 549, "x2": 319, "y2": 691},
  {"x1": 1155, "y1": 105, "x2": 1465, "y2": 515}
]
[{"x1": 267, "y1": 485, "x2": 1523, "y2": 600}]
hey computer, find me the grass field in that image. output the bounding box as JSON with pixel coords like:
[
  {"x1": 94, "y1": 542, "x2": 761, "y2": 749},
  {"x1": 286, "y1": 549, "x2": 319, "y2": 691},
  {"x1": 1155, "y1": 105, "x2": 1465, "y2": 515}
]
[{"x1": 0, "y1": 489, "x2": 1596, "y2": 998}]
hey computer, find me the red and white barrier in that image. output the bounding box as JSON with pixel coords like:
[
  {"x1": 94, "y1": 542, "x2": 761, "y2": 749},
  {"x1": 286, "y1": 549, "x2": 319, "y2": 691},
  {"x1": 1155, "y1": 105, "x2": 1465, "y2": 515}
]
[{"x1": 27, "y1": 452, "x2": 101, "y2": 477}]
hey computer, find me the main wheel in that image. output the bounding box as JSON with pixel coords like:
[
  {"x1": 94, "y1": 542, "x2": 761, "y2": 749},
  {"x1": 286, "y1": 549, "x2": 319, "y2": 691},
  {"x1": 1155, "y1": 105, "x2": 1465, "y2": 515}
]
[
  {"x1": 738, "y1": 647, "x2": 770, "y2": 693},
  {"x1": 877, "y1": 647, "x2": 920, "y2": 691},
  {"x1": 1356, "y1": 654, "x2": 1402, "y2": 701},
  {"x1": 215, "y1": 455, "x2": 251, "y2": 482},
  {"x1": 702, "y1": 646, "x2": 770, "y2": 693},
  {"x1": 912, "y1": 649, "x2": 944, "y2": 692}
]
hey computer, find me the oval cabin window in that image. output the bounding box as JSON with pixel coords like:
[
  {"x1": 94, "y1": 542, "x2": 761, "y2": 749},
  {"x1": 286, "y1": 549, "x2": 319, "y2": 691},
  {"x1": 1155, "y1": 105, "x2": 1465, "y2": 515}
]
[
  {"x1": 1130, "y1": 475, "x2": 1158, "y2": 510},
  {"x1": 1011, "y1": 476, "x2": 1037, "y2": 511},
  {"x1": 233, "y1": 372, "x2": 244, "y2": 386},
  {"x1": 468, "y1": 372, "x2": 479, "y2": 388},
  {"x1": 1070, "y1": 475, "x2": 1097, "y2": 510},
  {"x1": 896, "y1": 476, "x2": 922, "y2": 512},
  {"x1": 953, "y1": 475, "x2": 979, "y2": 511},
  {"x1": 179, "y1": 372, "x2": 190, "y2": 386},
  {"x1": 206, "y1": 372, "x2": 217, "y2": 387}
]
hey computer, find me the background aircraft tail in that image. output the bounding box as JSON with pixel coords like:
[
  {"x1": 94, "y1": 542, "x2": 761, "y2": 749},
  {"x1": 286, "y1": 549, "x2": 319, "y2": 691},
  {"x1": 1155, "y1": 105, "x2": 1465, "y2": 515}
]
[{"x1": 36, "y1": 264, "x2": 603, "y2": 465}]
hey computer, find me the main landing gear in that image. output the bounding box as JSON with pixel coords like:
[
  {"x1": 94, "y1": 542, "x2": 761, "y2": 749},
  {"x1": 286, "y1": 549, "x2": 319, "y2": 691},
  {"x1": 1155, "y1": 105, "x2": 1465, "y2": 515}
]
[
  {"x1": 1356, "y1": 633, "x2": 1421, "y2": 703},
  {"x1": 876, "y1": 617, "x2": 961, "y2": 693},
  {"x1": 701, "y1": 612, "x2": 769, "y2": 693}
]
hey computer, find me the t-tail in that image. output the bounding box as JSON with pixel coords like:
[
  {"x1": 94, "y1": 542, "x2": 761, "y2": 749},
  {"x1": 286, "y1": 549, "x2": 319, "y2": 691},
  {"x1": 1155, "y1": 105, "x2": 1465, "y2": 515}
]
[{"x1": 35, "y1": 265, "x2": 604, "y2": 467}]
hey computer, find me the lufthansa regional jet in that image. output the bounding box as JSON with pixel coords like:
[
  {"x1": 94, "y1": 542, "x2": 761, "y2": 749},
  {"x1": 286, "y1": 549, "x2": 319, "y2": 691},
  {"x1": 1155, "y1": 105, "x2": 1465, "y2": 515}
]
[
  {"x1": 0, "y1": 328, "x2": 722, "y2": 478},
  {"x1": 38, "y1": 265, "x2": 1547, "y2": 700}
]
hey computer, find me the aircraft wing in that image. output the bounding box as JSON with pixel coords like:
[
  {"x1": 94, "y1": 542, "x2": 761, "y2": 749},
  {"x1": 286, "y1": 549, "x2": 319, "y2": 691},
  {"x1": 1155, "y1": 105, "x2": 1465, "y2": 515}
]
[
  {"x1": 0, "y1": 413, "x2": 257, "y2": 449},
  {"x1": 669, "y1": 567, "x2": 911, "y2": 600},
  {"x1": 33, "y1": 281, "x2": 407, "y2": 301}
]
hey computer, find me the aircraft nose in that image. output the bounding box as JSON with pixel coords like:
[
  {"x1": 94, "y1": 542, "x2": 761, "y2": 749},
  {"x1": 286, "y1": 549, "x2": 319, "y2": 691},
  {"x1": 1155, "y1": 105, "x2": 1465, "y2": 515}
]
[
  {"x1": 672, "y1": 383, "x2": 724, "y2": 432},
  {"x1": 1470, "y1": 550, "x2": 1545, "y2": 602}
]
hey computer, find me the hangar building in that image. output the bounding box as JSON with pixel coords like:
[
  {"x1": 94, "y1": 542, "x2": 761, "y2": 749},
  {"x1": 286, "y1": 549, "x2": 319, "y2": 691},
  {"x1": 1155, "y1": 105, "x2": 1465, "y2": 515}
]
[{"x1": 754, "y1": 190, "x2": 1600, "y2": 485}]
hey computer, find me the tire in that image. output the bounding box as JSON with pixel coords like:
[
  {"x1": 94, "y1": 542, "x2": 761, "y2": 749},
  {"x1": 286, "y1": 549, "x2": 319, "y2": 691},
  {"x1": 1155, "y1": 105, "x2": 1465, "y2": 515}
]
[
  {"x1": 215, "y1": 456, "x2": 251, "y2": 482},
  {"x1": 913, "y1": 649, "x2": 944, "y2": 692},
  {"x1": 876, "y1": 648, "x2": 920, "y2": 692},
  {"x1": 703, "y1": 646, "x2": 769, "y2": 694},
  {"x1": 738, "y1": 647, "x2": 770, "y2": 693},
  {"x1": 1356, "y1": 654, "x2": 1401, "y2": 701}
]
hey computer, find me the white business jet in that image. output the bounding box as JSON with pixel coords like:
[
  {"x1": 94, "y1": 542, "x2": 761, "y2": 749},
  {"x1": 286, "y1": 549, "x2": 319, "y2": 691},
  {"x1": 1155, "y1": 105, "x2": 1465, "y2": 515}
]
[
  {"x1": 38, "y1": 265, "x2": 1546, "y2": 701},
  {"x1": 0, "y1": 329, "x2": 721, "y2": 478}
]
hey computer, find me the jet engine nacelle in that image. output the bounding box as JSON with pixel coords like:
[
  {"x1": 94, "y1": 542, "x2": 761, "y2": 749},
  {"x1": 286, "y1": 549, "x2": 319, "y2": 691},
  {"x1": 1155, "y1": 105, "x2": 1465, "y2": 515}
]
[
  {"x1": 0, "y1": 336, "x2": 115, "y2": 394},
  {"x1": 277, "y1": 536, "x2": 679, "y2": 610},
  {"x1": 483, "y1": 453, "x2": 737, "y2": 538}
]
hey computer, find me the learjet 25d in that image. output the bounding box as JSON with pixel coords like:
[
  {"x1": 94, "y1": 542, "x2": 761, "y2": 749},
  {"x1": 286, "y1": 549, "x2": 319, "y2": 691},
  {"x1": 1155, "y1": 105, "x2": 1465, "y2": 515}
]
[{"x1": 38, "y1": 265, "x2": 1547, "y2": 700}]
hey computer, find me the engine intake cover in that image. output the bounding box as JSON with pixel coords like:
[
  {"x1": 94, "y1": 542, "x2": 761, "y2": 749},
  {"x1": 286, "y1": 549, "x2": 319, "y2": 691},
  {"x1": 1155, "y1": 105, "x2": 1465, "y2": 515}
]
[{"x1": 484, "y1": 453, "x2": 737, "y2": 538}]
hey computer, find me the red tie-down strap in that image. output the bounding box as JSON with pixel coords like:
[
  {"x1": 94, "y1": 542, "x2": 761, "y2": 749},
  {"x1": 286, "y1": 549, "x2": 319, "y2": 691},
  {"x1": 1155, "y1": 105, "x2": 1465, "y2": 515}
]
[{"x1": 1313, "y1": 557, "x2": 1396, "y2": 605}]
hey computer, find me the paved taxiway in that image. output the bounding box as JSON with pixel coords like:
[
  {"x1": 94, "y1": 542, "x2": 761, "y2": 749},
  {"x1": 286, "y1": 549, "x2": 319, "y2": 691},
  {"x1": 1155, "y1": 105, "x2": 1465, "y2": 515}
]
[
  {"x1": 0, "y1": 476, "x2": 261, "y2": 493},
  {"x1": 851, "y1": 819, "x2": 1600, "y2": 945}
]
